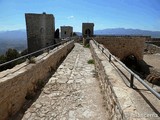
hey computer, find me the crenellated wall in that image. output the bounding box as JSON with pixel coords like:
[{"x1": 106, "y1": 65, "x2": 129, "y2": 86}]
[
  {"x1": 0, "y1": 41, "x2": 74, "y2": 120},
  {"x1": 94, "y1": 36, "x2": 146, "y2": 60}
]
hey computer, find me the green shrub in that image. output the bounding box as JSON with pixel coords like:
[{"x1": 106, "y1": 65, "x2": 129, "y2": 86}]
[
  {"x1": 28, "y1": 56, "x2": 36, "y2": 64},
  {"x1": 84, "y1": 44, "x2": 90, "y2": 48},
  {"x1": 80, "y1": 42, "x2": 83, "y2": 45},
  {"x1": 87, "y1": 59, "x2": 94, "y2": 64},
  {"x1": 37, "y1": 80, "x2": 45, "y2": 89}
]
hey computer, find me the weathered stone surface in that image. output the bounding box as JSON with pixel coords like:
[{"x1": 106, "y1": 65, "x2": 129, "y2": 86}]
[
  {"x1": 21, "y1": 43, "x2": 108, "y2": 120},
  {"x1": 61, "y1": 26, "x2": 73, "y2": 39},
  {"x1": 144, "y1": 43, "x2": 160, "y2": 54},
  {"x1": 95, "y1": 36, "x2": 146, "y2": 60},
  {"x1": 90, "y1": 40, "x2": 160, "y2": 120},
  {"x1": 25, "y1": 13, "x2": 55, "y2": 53},
  {"x1": 144, "y1": 54, "x2": 160, "y2": 86},
  {"x1": 0, "y1": 41, "x2": 74, "y2": 120}
]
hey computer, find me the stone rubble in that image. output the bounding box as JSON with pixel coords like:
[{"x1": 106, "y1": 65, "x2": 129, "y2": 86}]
[{"x1": 21, "y1": 43, "x2": 108, "y2": 120}]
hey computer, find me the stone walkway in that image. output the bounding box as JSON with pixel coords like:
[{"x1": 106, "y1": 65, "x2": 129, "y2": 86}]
[{"x1": 21, "y1": 43, "x2": 108, "y2": 120}]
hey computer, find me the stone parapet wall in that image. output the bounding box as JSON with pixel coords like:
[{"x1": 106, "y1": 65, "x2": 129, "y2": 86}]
[
  {"x1": 0, "y1": 41, "x2": 74, "y2": 120},
  {"x1": 90, "y1": 40, "x2": 160, "y2": 120},
  {"x1": 89, "y1": 40, "x2": 154, "y2": 120},
  {"x1": 145, "y1": 43, "x2": 160, "y2": 54},
  {"x1": 90, "y1": 40, "x2": 126, "y2": 120},
  {"x1": 94, "y1": 36, "x2": 145, "y2": 60}
]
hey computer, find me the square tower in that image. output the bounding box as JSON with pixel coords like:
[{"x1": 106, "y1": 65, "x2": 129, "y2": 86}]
[
  {"x1": 25, "y1": 13, "x2": 55, "y2": 53},
  {"x1": 82, "y1": 23, "x2": 94, "y2": 37},
  {"x1": 60, "y1": 26, "x2": 73, "y2": 39}
]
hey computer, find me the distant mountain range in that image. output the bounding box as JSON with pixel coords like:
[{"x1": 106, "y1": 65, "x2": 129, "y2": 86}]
[
  {"x1": 75, "y1": 32, "x2": 82, "y2": 36},
  {"x1": 0, "y1": 30, "x2": 27, "y2": 55},
  {"x1": 0, "y1": 28, "x2": 160, "y2": 55},
  {"x1": 94, "y1": 28, "x2": 160, "y2": 38}
]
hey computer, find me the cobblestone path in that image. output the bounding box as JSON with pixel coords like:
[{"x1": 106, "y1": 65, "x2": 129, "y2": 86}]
[{"x1": 21, "y1": 43, "x2": 108, "y2": 120}]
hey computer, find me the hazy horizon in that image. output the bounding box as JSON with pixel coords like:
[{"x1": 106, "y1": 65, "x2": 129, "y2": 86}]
[{"x1": 0, "y1": 27, "x2": 160, "y2": 33}]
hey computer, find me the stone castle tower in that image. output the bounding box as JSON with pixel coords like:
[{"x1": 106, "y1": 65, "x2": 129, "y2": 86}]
[
  {"x1": 82, "y1": 23, "x2": 94, "y2": 37},
  {"x1": 60, "y1": 26, "x2": 73, "y2": 39},
  {"x1": 25, "y1": 13, "x2": 55, "y2": 53}
]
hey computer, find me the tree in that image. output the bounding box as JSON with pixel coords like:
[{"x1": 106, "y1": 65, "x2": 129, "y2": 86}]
[
  {"x1": 0, "y1": 55, "x2": 6, "y2": 64},
  {"x1": 0, "y1": 55, "x2": 7, "y2": 71},
  {"x1": 5, "y1": 48, "x2": 20, "y2": 61},
  {"x1": 21, "y1": 49, "x2": 28, "y2": 56},
  {"x1": 73, "y1": 32, "x2": 77, "y2": 36},
  {"x1": 55, "y1": 28, "x2": 59, "y2": 39},
  {"x1": 0, "y1": 48, "x2": 26, "y2": 71},
  {"x1": 5, "y1": 48, "x2": 20, "y2": 69}
]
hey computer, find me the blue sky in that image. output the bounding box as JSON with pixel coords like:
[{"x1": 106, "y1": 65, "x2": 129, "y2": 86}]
[{"x1": 0, "y1": 0, "x2": 160, "y2": 32}]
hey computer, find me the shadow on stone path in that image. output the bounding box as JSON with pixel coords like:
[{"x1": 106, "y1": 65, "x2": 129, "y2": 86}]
[{"x1": 18, "y1": 43, "x2": 108, "y2": 120}]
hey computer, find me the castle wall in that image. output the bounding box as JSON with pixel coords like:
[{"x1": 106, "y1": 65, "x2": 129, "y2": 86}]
[
  {"x1": 144, "y1": 43, "x2": 160, "y2": 54},
  {"x1": 82, "y1": 23, "x2": 94, "y2": 37},
  {"x1": 90, "y1": 41, "x2": 126, "y2": 119},
  {"x1": 25, "y1": 13, "x2": 55, "y2": 53},
  {"x1": 0, "y1": 41, "x2": 74, "y2": 120},
  {"x1": 90, "y1": 40, "x2": 160, "y2": 120},
  {"x1": 61, "y1": 26, "x2": 73, "y2": 39},
  {"x1": 94, "y1": 36, "x2": 146, "y2": 60}
]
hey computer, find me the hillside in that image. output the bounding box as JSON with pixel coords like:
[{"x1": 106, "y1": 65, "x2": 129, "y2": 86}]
[
  {"x1": 0, "y1": 28, "x2": 160, "y2": 54},
  {"x1": 0, "y1": 30, "x2": 27, "y2": 55},
  {"x1": 94, "y1": 28, "x2": 160, "y2": 38}
]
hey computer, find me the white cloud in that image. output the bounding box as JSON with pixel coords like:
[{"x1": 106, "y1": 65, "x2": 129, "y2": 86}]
[{"x1": 67, "y1": 16, "x2": 74, "y2": 19}]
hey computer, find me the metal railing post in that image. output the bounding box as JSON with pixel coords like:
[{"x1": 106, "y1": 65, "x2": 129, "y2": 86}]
[
  {"x1": 109, "y1": 54, "x2": 111, "y2": 62},
  {"x1": 47, "y1": 47, "x2": 49, "y2": 53},
  {"x1": 130, "y1": 74, "x2": 134, "y2": 88},
  {"x1": 102, "y1": 47, "x2": 104, "y2": 53}
]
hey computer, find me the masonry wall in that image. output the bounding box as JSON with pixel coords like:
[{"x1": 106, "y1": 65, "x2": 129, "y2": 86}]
[
  {"x1": 82, "y1": 23, "x2": 94, "y2": 37},
  {"x1": 60, "y1": 26, "x2": 73, "y2": 39},
  {"x1": 94, "y1": 36, "x2": 146, "y2": 60},
  {"x1": 90, "y1": 40, "x2": 126, "y2": 120},
  {"x1": 25, "y1": 13, "x2": 55, "y2": 53},
  {"x1": 145, "y1": 43, "x2": 160, "y2": 54},
  {"x1": 90, "y1": 40, "x2": 159, "y2": 120},
  {"x1": 0, "y1": 41, "x2": 74, "y2": 120}
]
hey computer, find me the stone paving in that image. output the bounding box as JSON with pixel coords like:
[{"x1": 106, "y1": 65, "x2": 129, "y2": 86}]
[{"x1": 21, "y1": 43, "x2": 108, "y2": 120}]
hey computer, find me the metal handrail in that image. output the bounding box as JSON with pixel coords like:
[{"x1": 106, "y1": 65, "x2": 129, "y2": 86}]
[
  {"x1": 0, "y1": 40, "x2": 72, "y2": 67},
  {"x1": 92, "y1": 39, "x2": 160, "y2": 100}
]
